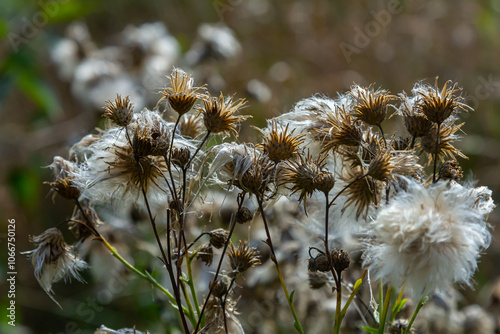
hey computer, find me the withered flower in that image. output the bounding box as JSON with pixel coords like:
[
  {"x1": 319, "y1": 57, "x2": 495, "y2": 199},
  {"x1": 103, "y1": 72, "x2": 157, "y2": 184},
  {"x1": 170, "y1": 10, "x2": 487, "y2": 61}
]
[
  {"x1": 331, "y1": 248, "x2": 350, "y2": 274},
  {"x1": 157, "y1": 68, "x2": 204, "y2": 115},
  {"x1": 209, "y1": 228, "x2": 229, "y2": 249},
  {"x1": 256, "y1": 120, "x2": 305, "y2": 163},
  {"x1": 389, "y1": 319, "x2": 413, "y2": 334},
  {"x1": 210, "y1": 279, "x2": 229, "y2": 298},
  {"x1": 227, "y1": 241, "x2": 261, "y2": 277},
  {"x1": 22, "y1": 228, "x2": 87, "y2": 308},
  {"x1": 179, "y1": 113, "x2": 203, "y2": 139},
  {"x1": 205, "y1": 297, "x2": 244, "y2": 334},
  {"x1": 196, "y1": 243, "x2": 214, "y2": 266},
  {"x1": 320, "y1": 106, "x2": 363, "y2": 154},
  {"x1": 68, "y1": 205, "x2": 101, "y2": 240},
  {"x1": 420, "y1": 119, "x2": 467, "y2": 165},
  {"x1": 439, "y1": 160, "x2": 463, "y2": 181},
  {"x1": 367, "y1": 150, "x2": 394, "y2": 182},
  {"x1": 171, "y1": 147, "x2": 191, "y2": 169},
  {"x1": 200, "y1": 92, "x2": 249, "y2": 137},
  {"x1": 416, "y1": 79, "x2": 469, "y2": 125},
  {"x1": 46, "y1": 157, "x2": 80, "y2": 201},
  {"x1": 350, "y1": 85, "x2": 394, "y2": 126},
  {"x1": 235, "y1": 207, "x2": 253, "y2": 224},
  {"x1": 341, "y1": 168, "x2": 377, "y2": 219},
  {"x1": 103, "y1": 94, "x2": 134, "y2": 127}
]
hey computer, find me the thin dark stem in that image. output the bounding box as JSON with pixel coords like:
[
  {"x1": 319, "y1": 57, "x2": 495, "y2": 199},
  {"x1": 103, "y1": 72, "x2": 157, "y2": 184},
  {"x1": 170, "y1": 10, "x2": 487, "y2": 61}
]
[
  {"x1": 329, "y1": 173, "x2": 368, "y2": 207},
  {"x1": 410, "y1": 135, "x2": 417, "y2": 149},
  {"x1": 194, "y1": 193, "x2": 246, "y2": 334},
  {"x1": 377, "y1": 124, "x2": 387, "y2": 147},
  {"x1": 187, "y1": 131, "x2": 211, "y2": 169},
  {"x1": 324, "y1": 194, "x2": 340, "y2": 289},
  {"x1": 222, "y1": 276, "x2": 237, "y2": 334},
  {"x1": 432, "y1": 123, "x2": 441, "y2": 183}
]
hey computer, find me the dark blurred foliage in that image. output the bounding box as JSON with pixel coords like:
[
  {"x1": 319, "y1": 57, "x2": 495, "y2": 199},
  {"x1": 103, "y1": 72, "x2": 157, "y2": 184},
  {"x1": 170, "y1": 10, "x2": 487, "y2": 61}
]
[{"x1": 1, "y1": 0, "x2": 499, "y2": 333}]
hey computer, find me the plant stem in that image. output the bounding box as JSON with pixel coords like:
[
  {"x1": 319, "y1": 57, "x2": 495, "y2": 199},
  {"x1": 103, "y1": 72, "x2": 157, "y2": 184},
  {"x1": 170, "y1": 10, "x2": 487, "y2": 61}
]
[
  {"x1": 257, "y1": 196, "x2": 304, "y2": 334},
  {"x1": 186, "y1": 252, "x2": 201, "y2": 318},
  {"x1": 404, "y1": 296, "x2": 428, "y2": 334},
  {"x1": 378, "y1": 286, "x2": 393, "y2": 334},
  {"x1": 432, "y1": 122, "x2": 441, "y2": 183}
]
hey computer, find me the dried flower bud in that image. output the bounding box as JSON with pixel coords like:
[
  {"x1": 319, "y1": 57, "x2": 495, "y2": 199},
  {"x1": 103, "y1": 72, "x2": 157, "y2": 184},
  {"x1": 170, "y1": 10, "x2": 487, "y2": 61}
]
[
  {"x1": 236, "y1": 207, "x2": 253, "y2": 224},
  {"x1": 195, "y1": 243, "x2": 213, "y2": 266},
  {"x1": 439, "y1": 160, "x2": 463, "y2": 181},
  {"x1": 417, "y1": 80, "x2": 467, "y2": 125},
  {"x1": 210, "y1": 279, "x2": 228, "y2": 298},
  {"x1": 403, "y1": 112, "x2": 433, "y2": 138},
  {"x1": 103, "y1": 94, "x2": 134, "y2": 127},
  {"x1": 314, "y1": 254, "x2": 331, "y2": 272},
  {"x1": 331, "y1": 248, "x2": 350, "y2": 273},
  {"x1": 209, "y1": 228, "x2": 229, "y2": 249},
  {"x1": 257, "y1": 120, "x2": 305, "y2": 163},
  {"x1": 313, "y1": 171, "x2": 335, "y2": 194},
  {"x1": 308, "y1": 272, "x2": 328, "y2": 289},
  {"x1": 200, "y1": 92, "x2": 248, "y2": 136},
  {"x1": 227, "y1": 241, "x2": 261, "y2": 277},
  {"x1": 46, "y1": 157, "x2": 80, "y2": 201},
  {"x1": 157, "y1": 68, "x2": 203, "y2": 115},
  {"x1": 367, "y1": 151, "x2": 393, "y2": 182},
  {"x1": 308, "y1": 257, "x2": 318, "y2": 272},
  {"x1": 389, "y1": 319, "x2": 413, "y2": 334},
  {"x1": 172, "y1": 148, "x2": 191, "y2": 168}
]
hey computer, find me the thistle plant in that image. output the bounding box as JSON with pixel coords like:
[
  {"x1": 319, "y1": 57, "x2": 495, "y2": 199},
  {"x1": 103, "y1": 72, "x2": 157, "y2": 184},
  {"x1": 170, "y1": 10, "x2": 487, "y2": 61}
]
[{"x1": 25, "y1": 71, "x2": 495, "y2": 334}]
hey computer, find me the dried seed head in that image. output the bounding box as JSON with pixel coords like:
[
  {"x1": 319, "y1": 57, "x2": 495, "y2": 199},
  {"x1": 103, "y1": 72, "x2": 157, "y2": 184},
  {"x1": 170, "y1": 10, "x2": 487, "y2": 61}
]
[
  {"x1": 237, "y1": 153, "x2": 274, "y2": 197},
  {"x1": 404, "y1": 112, "x2": 433, "y2": 138},
  {"x1": 257, "y1": 120, "x2": 305, "y2": 163},
  {"x1": 416, "y1": 79, "x2": 468, "y2": 124},
  {"x1": 313, "y1": 171, "x2": 335, "y2": 194},
  {"x1": 236, "y1": 207, "x2": 253, "y2": 224},
  {"x1": 308, "y1": 257, "x2": 318, "y2": 272},
  {"x1": 351, "y1": 85, "x2": 394, "y2": 126},
  {"x1": 171, "y1": 147, "x2": 191, "y2": 168},
  {"x1": 200, "y1": 92, "x2": 249, "y2": 136},
  {"x1": 210, "y1": 279, "x2": 228, "y2": 298},
  {"x1": 157, "y1": 68, "x2": 203, "y2": 115},
  {"x1": 392, "y1": 137, "x2": 411, "y2": 151},
  {"x1": 179, "y1": 114, "x2": 203, "y2": 139},
  {"x1": 439, "y1": 160, "x2": 463, "y2": 181},
  {"x1": 209, "y1": 228, "x2": 229, "y2": 249},
  {"x1": 196, "y1": 243, "x2": 214, "y2": 266},
  {"x1": 367, "y1": 150, "x2": 394, "y2": 182},
  {"x1": 389, "y1": 319, "x2": 413, "y2": 334},
  {"x1": 320, "y1": 107, "x2": 363, "y2": 153},
  {"x1": 132, "y1": 114, "x2": 170, "y2": 157},
  {"x1": 331, "y1": 248, "x2": 350, "y2": 273},
  {"x1": 283, "y1": 152, "x2": 328, "y2": 211},
  {"x1": 103, "y1": 94, "x2": 134, "y2": 127},
  {"x1": 227, "y1": 241, "x2": 261, "y2": 277},
  {"x1": 22, "y1": 228, "x2": 87, "y2": 307},
  {"x1": 421, "y1": 120, "x2": 467, "y2": 165},
  {"x1": 314, "y1": 253, "x2": 331, "y2": 272},
  {"x1": 341, "y1": 168, "x2": 377, "y2": 219},
  {"x1": 308, "y1": 272, "x2": 328, "y2": 289},
  {"x1": 46, "y1": 157, "x2": 80, "y2": 201}
]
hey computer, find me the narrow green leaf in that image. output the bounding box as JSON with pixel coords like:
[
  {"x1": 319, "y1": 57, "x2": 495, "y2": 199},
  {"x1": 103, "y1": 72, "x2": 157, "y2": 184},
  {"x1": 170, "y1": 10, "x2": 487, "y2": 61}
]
[
  {"x1": 361, "y1": 326, "x2": 379, "y2": 333},
  {"x1": 392, "y1": 298, "x2": 407, "y2": 315},
  {"x1": 290, "y1": 290, "x2": 295, "y2": 303}
]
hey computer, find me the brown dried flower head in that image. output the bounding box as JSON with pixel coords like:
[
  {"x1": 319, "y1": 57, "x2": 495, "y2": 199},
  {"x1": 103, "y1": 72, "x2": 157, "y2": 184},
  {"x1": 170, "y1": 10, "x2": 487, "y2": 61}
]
[
  {"x1": 351, "y1": 85, "x2": 394, "y2": 126},
  {"x1": 22, "y1": 228, "x2": 87, "y2": 307},
  {"x1": 416, "y1": 79, "x2": 468, "y2": 125},
  {"x1": 131, "y1": 116, "x2": 170, "y2": 157},
  {"x1": 200, "y1": 92, "x2": 249, "y2": 136},
  {"x1": 439, "y1": 159, "x2": 463, "y2": 181},
  {"x1": 320, "y1": 106, "x2": 363, "y2": 153},
  {"x1": 227, "y1": 241, "x2": 261, "y2": 277},
  {"x1": 331, "y1": 248, "x2": 350, "y2": 273},
  {"x1": 421, "y1": 119, "x2": 467, "y2": 165},
  {"x1": 341, "y1": 168, "x2": 377, "y2": 219},
  {"x1": 209, "y1": 228, "x2": 229, "y2": 249},
  {"x1": 46, "y1": 157, "x2": 80, "y2": 201},
  {"x1": 179, "y1": 114, "x2": 203, "y2": 139},
  {"x1": 391, "y1": 137, "x2": 411, "y2": 151},
  {"x1": 157, "y1": 68, "x2": 204, "y2": 115},
  {"x1": 257, "y1": 120, "x2": 305, "y2": 163},
  {"x1": 389, "y1": 319, "x2": 413, "y2": 334},
  {"x1": 196, "y1": 243, "x2": 214, "y2": 266},
  {"x1": 401, "y1": 99, "x2": 433, "y2": 139},
  {"x1": 367, "y1": 150, "x2": 394, "y2": 182},
  {"x1": 68, "y1": 205, "x2": 101, "y2": 240},
  {"x1": 171, "y1": 147, "x2": 191, "y2": 169},
  {"x1": 103, "y1": 94, "x2": 134, "y2": 127},
  {"x1": 210, "y1": 279, "x2": 229, "y2": 298},
  {"x1": 236, "y1": 207, "x2": 253, "y2": 224},
  {"x1": 237, "y1": 153, "x2": 274, "y2": 197}
]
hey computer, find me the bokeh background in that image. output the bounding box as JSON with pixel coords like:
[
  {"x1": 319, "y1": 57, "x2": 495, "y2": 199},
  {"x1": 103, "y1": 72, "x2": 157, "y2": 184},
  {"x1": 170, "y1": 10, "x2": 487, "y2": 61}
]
[{"x1": 1, "y1": 0, "x2": 499, "y2": 333}]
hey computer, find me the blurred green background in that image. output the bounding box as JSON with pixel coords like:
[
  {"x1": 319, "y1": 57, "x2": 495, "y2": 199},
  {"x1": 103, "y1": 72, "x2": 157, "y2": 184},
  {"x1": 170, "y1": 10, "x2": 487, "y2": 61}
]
[{"x1": 1, "y1": 0, "x2": 499, "y2": 333}]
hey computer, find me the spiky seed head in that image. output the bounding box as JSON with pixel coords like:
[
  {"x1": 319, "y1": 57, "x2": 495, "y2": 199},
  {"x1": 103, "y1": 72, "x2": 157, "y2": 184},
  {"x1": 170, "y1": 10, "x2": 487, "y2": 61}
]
[
  {"x1": 421, "y1": 120, "x2": 467, "y2": 165},
  {"x1": 417, "y1": 79, "x2": 468, "y2": 124},
  {"x1": 331, "y1": 248, "x2": 350, "y2": 273},
  {"x1": 320, "y1": 107, "x2": 363, "y2": 153},
  {"x1": 179, "y1": 114, "x2": 203, "y2": 139},
  {"x1": 196, "y1": 243, "x2": 214, "y2": 266},
  {"x1": 367, "y1": 150, "x2": 394, "y2": 182},
  {"x1": 257, "y1": 121, "x2": 305, "y2": 163},
  {"x1": 283, "y1": 152, "x2": 328, "y2": 211},
  {"x1": 46, "y1": 157, "x2": 80, "y2": 201},
  {"x1": 351, "y1": 85, "x2": 394, "y2": 126},
  {"x1": 237, "y1": 153, "x2": 274, "y2": 197},
  {"x1": 236, "y1": 207, "x2": 253, "y2": 224},
  {"x1": 392, "y1": 137, "x2": 411, "y2": 151},
  {"x1": 439, "y1": 160, "x2": 463, "y2": 181},
  {"x1": 209, "y1": 228, "x2": 229, "y2": 249},
  {"x1": 103, "y1": 94, "x2": 134, "y2": 127},
  {"x1": 172, "y1": 148, "x2": 191, "y2": 168},
  {"x1": 308, "y1": 272, "x2": 328, "y2": 289},
  {"x1": 313, "y1": 171, "x2": 335, "y2": 194},
  {"x1": 157, "y1": 68, "x2": 203, "y2": 115},
  {"x1": 210, "y1": 279, "x2": 228, "y2": 298},
  {"x1": 200, "y1": 92, "x2": 249, "y2": 136},
  {"x1": 341, "y1": 168, "x2": 377, "y2": 219},
  {"x1": 404, "y1": 112, "x2": 433, "y2": 138},
  {"x1": 227, "y1": 241, "x2": 261, "y2": 277}
]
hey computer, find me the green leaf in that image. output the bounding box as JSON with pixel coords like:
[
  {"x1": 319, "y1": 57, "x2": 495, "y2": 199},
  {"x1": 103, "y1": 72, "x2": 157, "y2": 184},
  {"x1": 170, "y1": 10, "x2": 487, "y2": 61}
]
[
  {"x1": 361, "y1": 326, "x2": 379, "y2": 333},
  {"x1": 392, "y1": 298, "x2": 407, "y2": 316},
  {"x1": 290, "y1": 290, "x2": 295, "y2": 303},
  {"x1": 353, "y1": 278, "x2": 363, "y2": 290}
]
